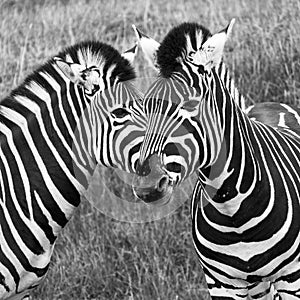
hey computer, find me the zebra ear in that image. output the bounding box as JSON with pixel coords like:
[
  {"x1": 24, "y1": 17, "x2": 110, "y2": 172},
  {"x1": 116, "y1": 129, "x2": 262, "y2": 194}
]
[
  {"x1": 200, "y1": 18, "x2": 235, "y2": 72},
  {"x1": 121, "y1": 43, "x2": 138, "y2": 64},
  {"x1": 132, "y1": 24, "x2": 160, "y2": 70},
  {"x1": 53, "y1": 57, "x2": 85, "y2": 84}
]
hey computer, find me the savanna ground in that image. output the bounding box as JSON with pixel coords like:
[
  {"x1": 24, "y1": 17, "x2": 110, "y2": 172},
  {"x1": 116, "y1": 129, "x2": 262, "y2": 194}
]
[{"x1": 1, "y1": 0, "x2": 300, "y2": 299}]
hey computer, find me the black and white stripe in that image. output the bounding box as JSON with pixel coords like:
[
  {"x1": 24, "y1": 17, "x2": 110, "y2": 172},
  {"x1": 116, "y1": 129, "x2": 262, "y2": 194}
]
[
  {"x1": 0, "y1": 41, "x2": 145, "y2": 299},
  {"x1": 133, "y1": 21, "x2": 300, "y2": 299}
]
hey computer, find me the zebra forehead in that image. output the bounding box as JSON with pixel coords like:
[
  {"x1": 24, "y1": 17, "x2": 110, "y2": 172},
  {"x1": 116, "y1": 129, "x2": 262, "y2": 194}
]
[
  {"x1": 185, "y1": 28, "x2": 205, "y2": 51},
  {"x1": 144, "y1": 77, "x2": 200, "y2": 107}
]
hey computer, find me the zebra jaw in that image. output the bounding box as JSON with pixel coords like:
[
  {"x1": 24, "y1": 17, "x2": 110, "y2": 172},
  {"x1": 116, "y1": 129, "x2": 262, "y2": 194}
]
[{"x1": 132, "y1": 181, "x2": 173, "y2": 206}]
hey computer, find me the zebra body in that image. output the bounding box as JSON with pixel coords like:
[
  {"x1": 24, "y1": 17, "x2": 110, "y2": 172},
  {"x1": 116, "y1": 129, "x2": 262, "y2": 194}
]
[
  {"x1": 133, "y1": 21, "x2": 300, "y2": 298},
  {"x1": 0, "y1": 41, "x2": 145, "y2": 299}
]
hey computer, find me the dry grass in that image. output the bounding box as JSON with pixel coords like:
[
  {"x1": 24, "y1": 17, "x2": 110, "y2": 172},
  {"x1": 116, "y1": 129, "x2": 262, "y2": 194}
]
[{"x1": 1, "y1": 0, "x2": 300, "y2": 299}]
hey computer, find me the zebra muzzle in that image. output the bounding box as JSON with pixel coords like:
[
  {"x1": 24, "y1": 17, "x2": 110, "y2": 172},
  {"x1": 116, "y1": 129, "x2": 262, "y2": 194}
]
[{"x1": 132, "y1": 154, "x2": 174, "y2": 205}]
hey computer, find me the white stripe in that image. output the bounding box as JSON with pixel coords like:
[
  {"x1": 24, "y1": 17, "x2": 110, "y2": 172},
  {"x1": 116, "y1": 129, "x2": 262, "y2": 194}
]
[
  {"x1": 14, "y1": 95, "x2": 86, "y2": 194},
  {"x1": 39, "y1": 72, "x2": 90, "y2": 167},
  {"x1": 0, "y1": 106, "x2": 75, "y2": 219},
  {"x1": 281, "y1": 103, "x2": 300, "y2": 125},
  {"x1": 278, "y1": 112, "x2": 288, "y2": 128},
  {"x1": 0, "y1": 123, "x2": 33, "y2": 219},
  {"x1": 34, "y1": 191, "x2": 62, "y2": 236},
  {"x1": 24, "y1": 81, "x2": 92, "y2": 182}
]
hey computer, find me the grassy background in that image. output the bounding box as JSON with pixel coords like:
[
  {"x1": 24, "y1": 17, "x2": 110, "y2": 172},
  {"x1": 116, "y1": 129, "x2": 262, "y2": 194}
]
[{"x1": 1, "y1": 0, "x2": 300, "y2": 299}]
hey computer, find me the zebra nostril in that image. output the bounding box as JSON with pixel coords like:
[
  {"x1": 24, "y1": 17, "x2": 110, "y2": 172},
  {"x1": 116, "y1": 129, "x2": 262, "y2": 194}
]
[{"x1": 157, "y1": 175, "x2": 171, "y2": 192}]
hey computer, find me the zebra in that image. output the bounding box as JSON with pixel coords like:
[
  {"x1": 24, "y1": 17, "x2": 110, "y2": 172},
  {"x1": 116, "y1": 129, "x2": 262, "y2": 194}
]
[
  {"x1": 0, "y1": 40, "x2": 145, "y2": 300},
  {"x1": 132, "y1": 19, "x2": 300, "y2": 299}
]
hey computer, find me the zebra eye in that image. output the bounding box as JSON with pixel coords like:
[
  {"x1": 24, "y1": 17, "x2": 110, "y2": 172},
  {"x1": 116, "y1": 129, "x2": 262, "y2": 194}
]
[
  {"x1": 188, "y1": 51, "x2": 196, "y2": 57},
  {"x1": 111, "y1": 107, "x2": 131, "y2": 118},
  {"x1": 181, "y1": 100, "x2": 200, "y2": 112}
]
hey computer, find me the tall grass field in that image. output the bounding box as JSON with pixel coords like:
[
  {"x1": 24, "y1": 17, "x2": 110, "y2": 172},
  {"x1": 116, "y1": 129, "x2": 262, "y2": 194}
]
[{"x1": 1, "y1": 0, "x2": 300, "y2": 299}]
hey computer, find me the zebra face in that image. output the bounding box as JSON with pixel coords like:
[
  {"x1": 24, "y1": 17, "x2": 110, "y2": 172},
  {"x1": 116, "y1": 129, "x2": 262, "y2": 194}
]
[
  {"x1": 133, "y1": 83, "x2": 204, "y2": 204},
  {"x1": 54, "y1": 45, "x2": 146, "y2": 174},
  {"x1": 133, "y1": 20, "x2": 235, "y2": 205},
  {"x1": 82, "y1": 81, "x2": 145, "y2": 172}
]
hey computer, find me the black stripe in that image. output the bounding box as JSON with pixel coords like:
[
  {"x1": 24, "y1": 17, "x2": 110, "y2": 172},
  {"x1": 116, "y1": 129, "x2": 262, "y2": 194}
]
[
  {"x1": 0, "y1": 244, "x2": 19, "y2": 291},
  {"x1": 31, "y1": 190, "x2": 56, "y2": 244},
  {"x1": 0, "y1": 204, "x2": 49, "y2": 276},
  {"x1": 0, "y1": 131, "x2": 45, "y2": 254},
  {"x1": 0, "y1": 273, "x2": 10, "y2": 292}
]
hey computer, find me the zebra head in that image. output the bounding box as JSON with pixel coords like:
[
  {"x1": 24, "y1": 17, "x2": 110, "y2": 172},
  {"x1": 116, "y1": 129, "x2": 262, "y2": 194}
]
[
  {"x1": 133, "y1": 20, "x2": 235, "y2": 204},
  {"x1": 51, "y1": 41, "x2": 146, "y2": 174}
]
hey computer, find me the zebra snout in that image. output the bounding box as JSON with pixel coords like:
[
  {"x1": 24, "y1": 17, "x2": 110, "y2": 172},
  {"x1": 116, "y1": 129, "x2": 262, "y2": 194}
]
[
  {"x1": 133, "y1": 155, "x2": 174, "y2": 205},
  {"x1": 132, "y1": 175, "x2": 173, "y2": 206}
]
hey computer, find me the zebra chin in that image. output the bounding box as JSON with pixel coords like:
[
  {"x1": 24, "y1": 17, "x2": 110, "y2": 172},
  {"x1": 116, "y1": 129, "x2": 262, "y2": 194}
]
[{"x1": 132, "y1": 177, "x2": 174, "y2": 206}]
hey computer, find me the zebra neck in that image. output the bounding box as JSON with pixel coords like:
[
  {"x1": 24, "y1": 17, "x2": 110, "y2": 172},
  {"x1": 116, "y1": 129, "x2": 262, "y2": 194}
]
[
  {"x1": 195, "y1": 70, "x2": 263, "y2": 216},
  {"x1": 197, "y1": 132, "x2": 262, "y2": 217},
  {"x1": 1, "y1": 78, "x2": 98, "y2": 230},
  {"x1": 216, "y1": 62, "x2": 246, "y2": 111}
]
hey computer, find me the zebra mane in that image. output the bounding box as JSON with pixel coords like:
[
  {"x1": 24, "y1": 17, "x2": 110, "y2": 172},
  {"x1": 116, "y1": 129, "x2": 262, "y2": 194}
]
[
  {"x1": 157, "y1": 23, "x2": 211, "y2": 78},
  {"x1": 6, "y1": 41, "x2": 135, "y2": 103},
  {"x1": 55, "y1": 41, "x2": 136, "y2": 82}
]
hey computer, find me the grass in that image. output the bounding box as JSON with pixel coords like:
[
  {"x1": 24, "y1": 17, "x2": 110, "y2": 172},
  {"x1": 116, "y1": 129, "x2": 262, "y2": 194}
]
[{"x1": 1, "y1": 0, "x2": 300, "y2": 299}]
